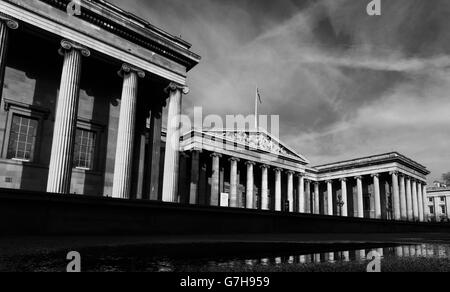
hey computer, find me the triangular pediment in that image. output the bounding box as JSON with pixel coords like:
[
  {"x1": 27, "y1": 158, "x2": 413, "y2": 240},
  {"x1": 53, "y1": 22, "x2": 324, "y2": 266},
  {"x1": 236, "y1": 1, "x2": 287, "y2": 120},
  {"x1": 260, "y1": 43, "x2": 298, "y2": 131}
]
[{"x1": 202, "y1": 129, "x2": 310, "y2": 164}]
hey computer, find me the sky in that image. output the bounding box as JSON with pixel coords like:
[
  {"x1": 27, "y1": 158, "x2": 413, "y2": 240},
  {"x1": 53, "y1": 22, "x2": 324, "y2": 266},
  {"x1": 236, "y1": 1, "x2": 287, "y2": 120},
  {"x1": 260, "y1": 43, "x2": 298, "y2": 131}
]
[{"x1": 109, "y1": 0, "x2": 450, "y2": 183}]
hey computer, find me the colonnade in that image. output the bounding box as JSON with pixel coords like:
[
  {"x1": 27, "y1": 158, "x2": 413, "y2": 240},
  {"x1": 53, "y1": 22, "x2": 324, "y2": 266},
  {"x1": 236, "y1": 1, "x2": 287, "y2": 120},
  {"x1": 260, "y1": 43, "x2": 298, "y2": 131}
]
[
  {"x1": 186, "y1": 151, "x2": 428, "y2": 222},
  {"x1": 0, "y1": 13, "x2": 187, "y2": 199}
]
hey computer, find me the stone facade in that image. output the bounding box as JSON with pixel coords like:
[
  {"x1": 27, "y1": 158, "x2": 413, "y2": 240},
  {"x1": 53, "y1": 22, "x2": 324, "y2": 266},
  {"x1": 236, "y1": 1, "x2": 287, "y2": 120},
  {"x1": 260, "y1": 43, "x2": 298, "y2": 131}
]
[
  {"x1": 425, "y1": 187, "x2": 450, "y2": 222},
  {"x1": 0, "y1": 0, "x2": 200, "y2": 198}
]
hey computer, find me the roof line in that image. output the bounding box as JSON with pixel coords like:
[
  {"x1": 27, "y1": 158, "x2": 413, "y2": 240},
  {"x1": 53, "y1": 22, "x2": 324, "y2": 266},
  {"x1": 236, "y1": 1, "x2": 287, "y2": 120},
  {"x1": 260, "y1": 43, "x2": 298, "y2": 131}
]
[
  {"x1": 93, "y1": 0, "x2": 192, "y2": 49},
  {"x1": 313, "y1": 152, "x2": 429, "y2": 174}
]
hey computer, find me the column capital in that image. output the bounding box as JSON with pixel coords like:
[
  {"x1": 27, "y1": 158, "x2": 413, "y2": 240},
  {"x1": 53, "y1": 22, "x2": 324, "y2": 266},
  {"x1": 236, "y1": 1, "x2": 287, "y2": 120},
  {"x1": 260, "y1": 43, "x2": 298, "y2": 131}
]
[
  {"x1": 228, "y1": 157, "x2": 240, "y2": 163},
  {"x1": 274, "y1": 167, "x2": 283, "y2": 173},
  {"x1": 260, "y1": 164, "x2": 270, "y2": 170},
  {"x1": 296, "y1": 173, "x2": 305, "y2": 178},
  {"x1": 59, "y1": 39, "x2": 90, "y2": 57},
  {"x1": 355, "y1": 175, "x2": 363, "y2": 180},
  {"x1": 190, "y1": 148, "x2": 202, "y2": 153},
  {"x1": 286, "y1": 170, "x2": 295, "y2": 175},
  {"x1": 390, "y1": 171, "x2": 399, "y2": 176},
  {"x1": 340, "y1": 177, "x2": 348, "y2": 182},
  {"x1": 325, "y1": 180, "x2": 333, "y2": 184},
  {"x1": 118, "y1": 63, "x2": 145, "y2": 78},
  {"x1": 313, "y1": 181, "x2": 320, "y2": 186},
  {"x1": 371, "y1": 173, "x2": 380, "y2": 178},
  {"x1": 245, "y1": 161, "x2": 256, "y2": 166},
  {"x1": 0, "y1": 13, "x2": 19, "y2": 30},
  {"x1": 165, "y1": 82, "x2": 190, "y2": 95},
  {"x1": 210, "y1": 152, "x2": 222, "y2": 159}
]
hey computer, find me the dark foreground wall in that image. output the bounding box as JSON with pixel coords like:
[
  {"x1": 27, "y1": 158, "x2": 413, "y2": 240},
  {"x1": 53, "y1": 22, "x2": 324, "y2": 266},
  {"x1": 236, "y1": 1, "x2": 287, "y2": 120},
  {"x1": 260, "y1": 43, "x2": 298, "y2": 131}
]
[{"x1": 1, "y1": 188, "x2": 449, "y2": 236}]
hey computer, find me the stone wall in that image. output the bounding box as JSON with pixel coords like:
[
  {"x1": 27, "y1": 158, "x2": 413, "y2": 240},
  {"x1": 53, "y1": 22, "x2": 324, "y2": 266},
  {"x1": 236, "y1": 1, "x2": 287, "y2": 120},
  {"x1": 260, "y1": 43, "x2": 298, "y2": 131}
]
[{"x1": 1, "y1": 188, "x2": 449, "y2": 236}]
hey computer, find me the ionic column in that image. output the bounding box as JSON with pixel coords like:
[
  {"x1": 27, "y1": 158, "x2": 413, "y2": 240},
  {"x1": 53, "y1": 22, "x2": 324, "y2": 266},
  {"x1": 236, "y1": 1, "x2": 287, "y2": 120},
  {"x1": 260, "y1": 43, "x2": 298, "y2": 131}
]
[
  {"x1": 287, "y1": 171, "x2": 294, "y2": 212},
  {"x1": 245, "y1": 161, "x2": 255, "y2": 209},
  {"x1": 304, "y1": 179, "x2": 311, "y2": 213},
  {"x1": 314, "y1": 182, "x2": 320, "y2": 214},
  {"x1": 417, "y1": 182, "x2": 424, "y2": 222},
  {"x1": 412, "y1": 179, "x2": 419, "y2": 220},
  {"x1": 406, "y1": 177, "x2": 413, "y2": 221},
  {"x1": 210, "y1": 153, "x2": 222, "y2": 206},
  {"x1": 326, "y1": 180, "x2": 333, "y2": 216},
  {"x1": 47, "y1": 40, "x2": 90, "y2": 194},
  {"x1": 399, "y1": 174, "x2": 407, "y2": 220},
  {"x1": 297, "y1": 174, "x2": 305, "y2": 213},
  {"x1": 0, "y1": 14, "x2": 19, "y2": 102},
  {"x1": 189, "y1": 150, "x2": 201, "y2": 205},
  {"x1": 275, "y1": 168, "x2": 282, "y2": 211},
  {"x1": 162, "y1": 82, "x2": 189, "y2": 202},
  {"x1": 390, "y1": 171, "x2": 401, "y2": 221},
  {"x1": 356, "y1": 176, "x2": 364, "y2": 218},
  {"x1": 229, "y1": 157, "x2": 240, "y2": 208},
  {"x1": 422, "y1": 185, "x2": 429, "y2": 221},
  {"x1": 433, "y1": 195, "x2": 440, "y2": 222},
  {"x1": 261, "y1": 164, "x2": 270, "y2": 210},
  {"x1": 146, "y1": 108, "x2": 163, "y2": 201},
  {"x1": 372, "y1": 174, "x2": 382, "y2": 219},
  {"x1": 111, "y1": 64, "x2": 145, "y2": 198},
  {"x1": 340, "y1": 178, "x2": 348, "y2": 217}
]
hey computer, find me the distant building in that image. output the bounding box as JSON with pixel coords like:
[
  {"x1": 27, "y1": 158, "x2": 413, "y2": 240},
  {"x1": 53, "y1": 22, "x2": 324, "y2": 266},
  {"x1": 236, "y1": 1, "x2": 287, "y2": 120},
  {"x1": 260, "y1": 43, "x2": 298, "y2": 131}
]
[
  {"x1": 433, "y1": 181, "x2": 447, "y2": 188},
  {"x1": 425, "y1": 187, "x2": 450, "y2": 222}
]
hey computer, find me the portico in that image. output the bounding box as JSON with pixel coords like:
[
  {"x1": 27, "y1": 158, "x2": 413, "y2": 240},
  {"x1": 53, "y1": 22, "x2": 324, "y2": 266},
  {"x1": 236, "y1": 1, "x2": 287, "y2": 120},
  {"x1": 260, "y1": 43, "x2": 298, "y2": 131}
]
[
  {"x1": 180, "y1": 130, "x2": 430, "y2": 222},
  {"x1": 0, "y1": 0, "x2": 200, "y2": 200},
  {"x1": 308, "y1": 154, "x2": 429, "y2": 221},
  {"x1": 180, "y1": 129, "x2": 309, "y2": 211}
]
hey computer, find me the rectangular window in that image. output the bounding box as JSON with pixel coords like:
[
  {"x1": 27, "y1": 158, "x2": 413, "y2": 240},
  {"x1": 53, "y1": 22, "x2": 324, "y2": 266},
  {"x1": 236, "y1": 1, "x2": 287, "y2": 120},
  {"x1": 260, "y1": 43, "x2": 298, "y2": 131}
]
[
  {"x1": 73, "y1": 128, "x2": 96, "y2": 170},
  {"x1": 7, "y1": 115, "x2": 38, "y2": 162},
  {"x1": 429, "y1": 198, "x2": 433, "y2": 203},
  {"x1": 441, "y1": 197, "x2": 446, "y2": 202},
  {"x1": 430, "y1": 206, "x2": 434, "y2": 215},
  {"x1": 442, "y1": 206, "x2": 447, "y2": 214}
]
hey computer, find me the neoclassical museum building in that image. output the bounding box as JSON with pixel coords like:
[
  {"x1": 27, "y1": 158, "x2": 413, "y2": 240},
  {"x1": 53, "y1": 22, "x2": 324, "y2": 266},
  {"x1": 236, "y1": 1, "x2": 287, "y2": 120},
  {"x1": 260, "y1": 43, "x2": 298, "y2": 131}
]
[{"x1": 0, "y1": 0, "x2": 431, "y2": 223}]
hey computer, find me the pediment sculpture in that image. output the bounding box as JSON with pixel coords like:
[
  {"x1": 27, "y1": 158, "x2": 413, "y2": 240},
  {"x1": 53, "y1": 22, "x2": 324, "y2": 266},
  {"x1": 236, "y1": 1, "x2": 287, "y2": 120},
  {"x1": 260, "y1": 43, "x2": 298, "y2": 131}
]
[{"x1": 218, "y1": 131, "x2": 290, "y2": 156}]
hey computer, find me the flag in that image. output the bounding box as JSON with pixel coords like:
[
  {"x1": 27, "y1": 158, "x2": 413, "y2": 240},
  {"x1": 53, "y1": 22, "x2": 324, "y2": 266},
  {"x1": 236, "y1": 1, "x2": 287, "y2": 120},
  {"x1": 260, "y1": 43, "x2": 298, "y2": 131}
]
[
  {"x1": 254, "y1": 86, "x2": 262, "y2": 130},
  {"x1": 256, "y1": 87, "x2": 262, "y2": 104}
]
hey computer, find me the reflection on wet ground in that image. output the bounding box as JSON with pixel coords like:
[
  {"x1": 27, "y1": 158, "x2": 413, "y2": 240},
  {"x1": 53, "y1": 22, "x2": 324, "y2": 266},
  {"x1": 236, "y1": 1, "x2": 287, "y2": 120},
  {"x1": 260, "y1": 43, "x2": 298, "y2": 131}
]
[
  {"x1": 2, "y1": 242, "x2": 450, "y2": 272},
  {"x1": 147, "y1": 244, "x2": 450, "y2": 272}
]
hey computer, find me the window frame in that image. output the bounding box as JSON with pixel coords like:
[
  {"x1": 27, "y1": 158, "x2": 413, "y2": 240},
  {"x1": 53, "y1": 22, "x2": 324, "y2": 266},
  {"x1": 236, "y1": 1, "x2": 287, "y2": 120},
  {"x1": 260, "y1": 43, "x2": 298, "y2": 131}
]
[
  {"x1": 2, "y1": 99, "x2": 49, "y2": 163},
  {"x1": 73, "y1": 118, "x2": 104, "y2": 172},
  {"x1": 7, "y1": 115, "x2": 39, "y2": 162}
]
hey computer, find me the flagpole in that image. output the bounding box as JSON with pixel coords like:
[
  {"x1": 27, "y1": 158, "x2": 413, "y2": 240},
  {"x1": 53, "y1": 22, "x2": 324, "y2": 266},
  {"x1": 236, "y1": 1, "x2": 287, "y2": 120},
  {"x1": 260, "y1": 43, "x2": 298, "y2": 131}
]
[{"x1": 255, "y1": 85, "x2": 258, "y2": 130}]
